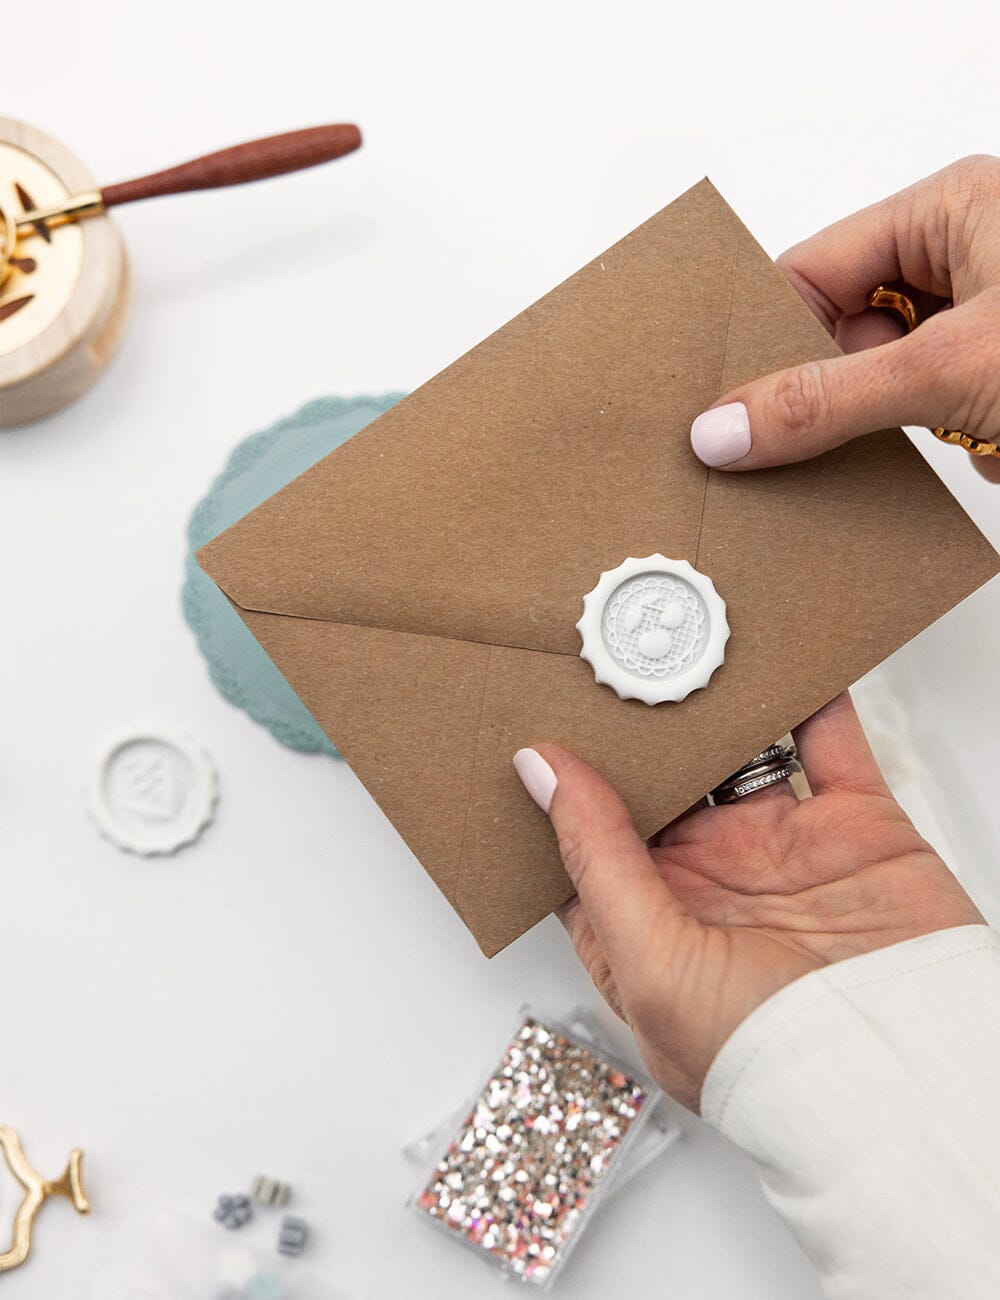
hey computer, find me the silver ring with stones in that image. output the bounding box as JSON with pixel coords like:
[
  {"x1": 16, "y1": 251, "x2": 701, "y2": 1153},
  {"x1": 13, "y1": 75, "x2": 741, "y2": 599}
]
[{"x1": 709, "y1": 745, "x2": 801, "y2": 805}]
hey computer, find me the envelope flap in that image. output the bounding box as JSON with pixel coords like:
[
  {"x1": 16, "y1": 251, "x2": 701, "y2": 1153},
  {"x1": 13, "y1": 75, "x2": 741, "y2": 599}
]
[{"x1": 198, "y1": 180, "x2": 752, "y2": 655}]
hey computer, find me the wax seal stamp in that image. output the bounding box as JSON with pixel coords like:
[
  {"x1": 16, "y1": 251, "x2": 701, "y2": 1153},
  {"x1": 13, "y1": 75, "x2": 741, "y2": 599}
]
[
  {"x1": 0, "y1": 1128, "x2": 91, "y2": 1273},
  {"x1": 0, "y1": 117, "x2": 130, "y2": 427},
  {"x1": 577, "y1": 555, "x2": 729, "y2": 704},
  {"x1": 0, "y1": 118, "x2": 361, "y2": 427},
  {"x1": 87, "y1": 726, "x2": 218, "y2": 855}
]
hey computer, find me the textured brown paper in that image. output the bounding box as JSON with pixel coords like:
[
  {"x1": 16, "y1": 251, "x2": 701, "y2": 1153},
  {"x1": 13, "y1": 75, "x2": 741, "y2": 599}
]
[{"x1": 198, "y1": 179, "x2": 999, "y2": 957}]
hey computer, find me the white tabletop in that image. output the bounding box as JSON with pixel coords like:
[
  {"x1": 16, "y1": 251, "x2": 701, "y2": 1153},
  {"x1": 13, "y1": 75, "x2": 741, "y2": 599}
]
[{"x1": 3, "y1": 3, "x2": 1000, "y2": 1295}]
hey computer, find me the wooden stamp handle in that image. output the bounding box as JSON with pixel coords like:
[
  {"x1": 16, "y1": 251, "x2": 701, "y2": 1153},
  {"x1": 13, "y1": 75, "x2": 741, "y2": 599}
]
[{"x1": 101, "y1": 124, "x2": 362, "y2": 207}]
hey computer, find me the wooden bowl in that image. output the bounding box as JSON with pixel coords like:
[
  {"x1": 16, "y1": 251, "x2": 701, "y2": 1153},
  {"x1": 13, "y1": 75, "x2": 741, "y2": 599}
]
[{"x1": 0, "y1": 117, "x2": 130, "y2": 427}]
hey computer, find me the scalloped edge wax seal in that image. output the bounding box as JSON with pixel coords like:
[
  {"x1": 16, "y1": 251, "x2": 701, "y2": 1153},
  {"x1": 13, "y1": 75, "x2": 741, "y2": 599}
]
[
  {"x1": 576, "y1": 555, "x2": 729, "y2": 704},
  {"x1": 86, "y1": 725, "x2": 219, "y2": 856}
]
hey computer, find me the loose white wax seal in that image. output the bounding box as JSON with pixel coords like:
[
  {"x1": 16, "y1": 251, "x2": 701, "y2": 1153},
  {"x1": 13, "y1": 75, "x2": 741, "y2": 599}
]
[
  {"x1": 576, "y1": 555, "x2": 729, "y2": 704},
  {"x1": 87, "y1": 726, "x2": 218, "y2": 855}
]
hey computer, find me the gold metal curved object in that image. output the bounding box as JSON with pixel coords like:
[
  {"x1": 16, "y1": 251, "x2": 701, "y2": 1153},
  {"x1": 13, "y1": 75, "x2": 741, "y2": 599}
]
[
  {"x1": 0, "y1": 1127, "x2": 91, "y2": 1272},
  {"x1": 867, "y1": 285, "x2": 1000, "y2": 460}
]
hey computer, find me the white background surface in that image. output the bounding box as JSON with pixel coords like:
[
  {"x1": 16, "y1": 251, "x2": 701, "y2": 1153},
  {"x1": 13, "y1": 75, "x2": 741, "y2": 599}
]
[{"x1": 3, "y1": 2, "x2": 1000, "y2": 1296}]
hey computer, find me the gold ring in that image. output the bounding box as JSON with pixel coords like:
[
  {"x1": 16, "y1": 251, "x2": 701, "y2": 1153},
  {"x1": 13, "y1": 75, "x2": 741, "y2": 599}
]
[{"x1": 867, "y1": 285, "x2": 1000, "y2": 460}]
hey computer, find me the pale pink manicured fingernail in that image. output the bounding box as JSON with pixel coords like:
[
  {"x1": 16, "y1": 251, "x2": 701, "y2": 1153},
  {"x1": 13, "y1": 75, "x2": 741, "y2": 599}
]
[
  {"x1": 513, "y1": 748, "x2": 557, "y2": 813},
  {"x1": 690, "y1": 401, "x2": 752, "y2": 467}
]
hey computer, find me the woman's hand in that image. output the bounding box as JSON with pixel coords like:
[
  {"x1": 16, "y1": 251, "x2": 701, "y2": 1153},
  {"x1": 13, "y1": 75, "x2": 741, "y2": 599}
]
[
  {"x1": 514, "y1": 693, "x2": 983, "y2": 1111},
  {"x1": 689, "y1": 155, "x2": 1000, "y2": 483}
]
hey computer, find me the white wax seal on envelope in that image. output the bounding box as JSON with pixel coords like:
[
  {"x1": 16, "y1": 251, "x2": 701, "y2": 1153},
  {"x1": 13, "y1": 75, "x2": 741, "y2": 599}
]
[
  {"x1": 577, "y1": 555, "x2": 729, "y2": 704},
  {"x1": 87, "y1": 726, "x2": 218, "y2": 855}
]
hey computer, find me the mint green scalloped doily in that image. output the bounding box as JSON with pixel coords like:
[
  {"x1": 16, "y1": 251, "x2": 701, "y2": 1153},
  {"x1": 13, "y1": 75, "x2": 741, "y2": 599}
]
[{"x1": 183, "y1": 394, "x2": 405, "y2": 756}]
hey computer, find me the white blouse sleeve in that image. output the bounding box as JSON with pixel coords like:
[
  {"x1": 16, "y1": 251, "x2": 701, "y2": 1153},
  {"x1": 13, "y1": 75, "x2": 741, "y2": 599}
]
[{"x1": 701, "y1": 924, "x2": 1000, "y2": 1300}]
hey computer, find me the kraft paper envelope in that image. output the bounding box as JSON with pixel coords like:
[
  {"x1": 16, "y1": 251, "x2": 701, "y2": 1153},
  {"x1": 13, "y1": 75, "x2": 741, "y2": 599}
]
[{"x1": 198, "y1": 179, "x2": 999, "y2": 957}]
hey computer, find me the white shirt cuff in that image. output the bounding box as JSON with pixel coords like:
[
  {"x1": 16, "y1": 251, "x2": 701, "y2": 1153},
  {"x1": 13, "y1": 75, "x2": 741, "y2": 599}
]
[{"x1": 702, "y1": 924, "x2": 1000, "y2": 1299}]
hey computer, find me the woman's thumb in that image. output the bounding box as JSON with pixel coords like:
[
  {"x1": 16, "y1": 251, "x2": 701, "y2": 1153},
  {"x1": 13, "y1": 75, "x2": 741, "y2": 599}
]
[
  {"x1": 512, "y1": 744, "x2": 690, "y2": 980},
  {"x1": 689, "y1": 330, "x2": 938, "y2": 471}
]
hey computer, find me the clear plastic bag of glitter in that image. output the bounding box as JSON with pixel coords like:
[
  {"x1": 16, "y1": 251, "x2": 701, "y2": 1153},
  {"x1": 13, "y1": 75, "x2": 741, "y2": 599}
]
[{"x1": 406, "y1": 1005, "x2": 679, "y2": 1290}]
